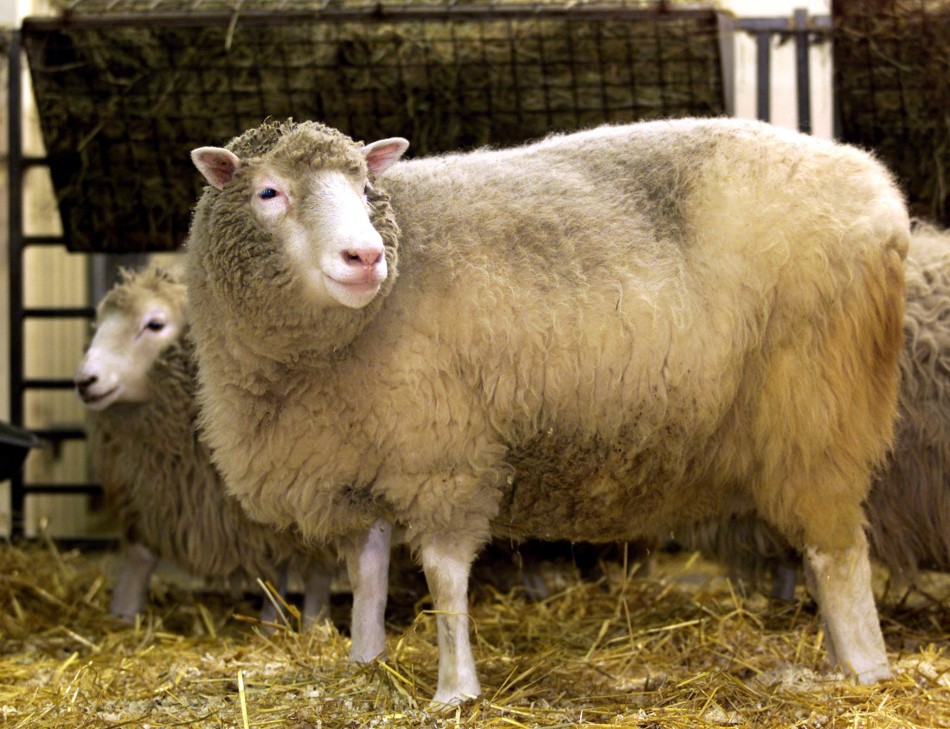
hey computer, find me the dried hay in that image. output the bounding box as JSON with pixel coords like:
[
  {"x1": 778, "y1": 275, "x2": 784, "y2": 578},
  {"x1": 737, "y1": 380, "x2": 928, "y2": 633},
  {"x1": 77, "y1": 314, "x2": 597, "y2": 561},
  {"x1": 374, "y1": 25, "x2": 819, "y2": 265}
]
[
  {"x1": 0, "y1": 539, "x2": 947, "y2": 727},
  {"x1": 833, "y1": 0, "x2": 950, "y2": 227},
  {"x1": 20, "y1": 0, "x2": 726, "y2": 253}
]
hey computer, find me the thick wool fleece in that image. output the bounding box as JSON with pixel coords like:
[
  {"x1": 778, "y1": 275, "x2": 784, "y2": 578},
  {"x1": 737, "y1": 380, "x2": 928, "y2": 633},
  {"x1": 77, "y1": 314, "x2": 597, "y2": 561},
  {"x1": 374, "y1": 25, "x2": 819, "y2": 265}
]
[
  {"x1": 90, "y1": 270, "x2": 323, "y2": 589},
  {"x1": 679, "y1": 222, "x2": 950, "y2": 587},
  {"x1": 868, "y1": 221, "x2": 950, "y2": 581},
  {"x1": 186, "y1": 118, "x2": 908, "y2": 557}
]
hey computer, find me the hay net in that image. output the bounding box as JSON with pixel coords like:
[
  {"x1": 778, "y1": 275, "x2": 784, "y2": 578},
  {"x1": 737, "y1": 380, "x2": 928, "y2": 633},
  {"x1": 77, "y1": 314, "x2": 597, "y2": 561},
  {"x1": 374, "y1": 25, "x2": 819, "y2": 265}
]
[
  {"x1": 22, "y1": 0, "x2": 727, "y2": 253},
  {"x1": 833, "y1": 0, "x2": 950, "y2": 227}
]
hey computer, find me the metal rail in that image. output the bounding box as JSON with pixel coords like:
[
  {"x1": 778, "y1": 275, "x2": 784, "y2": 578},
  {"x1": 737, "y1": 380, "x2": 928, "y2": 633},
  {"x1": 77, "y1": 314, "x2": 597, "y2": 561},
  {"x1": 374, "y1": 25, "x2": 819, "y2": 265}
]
[
  {"x1": 7, "y1": 30, "x2": 104, "y2": 539},
  {"x1": 737, "y1": 9, "x2": 832, "y2": 134},
  {"x1": 22, "y1": 5, "x2": 720, "y2": 30},
  {"x1": 8, "y1": 29, "x2": 28, "y2": 536}
]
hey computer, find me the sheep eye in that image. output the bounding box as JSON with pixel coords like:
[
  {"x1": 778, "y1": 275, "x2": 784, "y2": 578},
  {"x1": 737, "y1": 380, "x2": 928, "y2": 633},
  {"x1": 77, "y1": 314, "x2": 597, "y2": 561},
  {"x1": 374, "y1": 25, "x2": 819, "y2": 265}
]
[
  {"x1": 145, "y1": 320, "x2": 165, "y2": 332},
  {"x1": 258, "y1": 187, "x2": 279, "y2": 200}
]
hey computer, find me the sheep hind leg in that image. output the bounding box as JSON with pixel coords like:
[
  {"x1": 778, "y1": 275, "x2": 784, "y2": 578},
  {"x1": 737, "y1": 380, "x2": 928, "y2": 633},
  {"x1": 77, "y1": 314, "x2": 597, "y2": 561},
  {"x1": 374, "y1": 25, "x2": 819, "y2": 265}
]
[
  {"x1": 258, "y1": 567, "x2": 290, "y2": 630},
  {"x1": 342, "y1": 519, "x2": 392, "y2": 663},
  {"x1": 110, "y1": 541, "x2": 158, "y2": 622},
  {"x1": 420, "y1": 533, "x2": 482, "y2": 706},
  {"x1": 301, "y1": 561, "x2": 334, "y2": 630},
  {"x1": 769, "y1": 550, "x2": 801, "y2": 602},
  {"x1": 802, "y1": 532, "x2": 891, "y2": 684}
]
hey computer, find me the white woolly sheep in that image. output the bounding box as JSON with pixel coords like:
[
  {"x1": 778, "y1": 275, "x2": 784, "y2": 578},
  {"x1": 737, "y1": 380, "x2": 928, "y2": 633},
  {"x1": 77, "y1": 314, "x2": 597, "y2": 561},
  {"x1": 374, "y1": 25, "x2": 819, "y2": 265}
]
[
  {"x1": 184, "y1": 117, "x2": 909, "y2": 703},
  {"x1": 681, "y1": 220, "x2": 950, "y2": 597},
  {"x1": 74, "y1": 264, "x2": 334, "y2": 626}
]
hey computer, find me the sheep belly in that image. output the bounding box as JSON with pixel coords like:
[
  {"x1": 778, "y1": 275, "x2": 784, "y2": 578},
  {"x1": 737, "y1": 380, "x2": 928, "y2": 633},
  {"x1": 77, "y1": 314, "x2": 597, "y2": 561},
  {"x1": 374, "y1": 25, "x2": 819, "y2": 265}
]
[{"x1": 498, "y1": 430, "x2": 727, "y2": 543}]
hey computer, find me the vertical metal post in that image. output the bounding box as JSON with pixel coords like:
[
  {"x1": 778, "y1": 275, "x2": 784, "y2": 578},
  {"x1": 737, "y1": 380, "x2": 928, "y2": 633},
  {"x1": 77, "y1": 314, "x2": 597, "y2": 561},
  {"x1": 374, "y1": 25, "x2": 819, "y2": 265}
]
[
  {"x1": 755, "y1": 31, "x2": 771, "y2": 122},
  {"x1": 7, "y1": 30, "x2": 25, "y2": 537},
  {"x1": 794, "y1": 8, "x2": 812, "y2": 134},
  {"x1": 716, "y1": 12, "x2": 737, "y2": 118}
]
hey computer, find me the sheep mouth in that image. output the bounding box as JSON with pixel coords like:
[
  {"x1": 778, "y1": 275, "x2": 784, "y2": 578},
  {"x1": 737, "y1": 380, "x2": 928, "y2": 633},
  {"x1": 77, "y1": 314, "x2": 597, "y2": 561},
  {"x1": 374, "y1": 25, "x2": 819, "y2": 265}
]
[
  {"x1": 323, "y1": 273, "x2": 385, "y2": 308},
  {"x1": 79, "y1": 387, "x2": 118, "y2": 410},
  {"x1": 327, "y1": 276, "x2": 382, "y2": 293}
]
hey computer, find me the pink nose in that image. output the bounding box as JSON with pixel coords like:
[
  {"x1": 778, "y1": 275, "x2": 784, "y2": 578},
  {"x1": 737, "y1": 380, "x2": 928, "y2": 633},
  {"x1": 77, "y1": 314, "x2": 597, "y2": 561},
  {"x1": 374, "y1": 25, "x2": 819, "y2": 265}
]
[{"x1": 342, "y1": 247, "x2": 383, "y2": 268}]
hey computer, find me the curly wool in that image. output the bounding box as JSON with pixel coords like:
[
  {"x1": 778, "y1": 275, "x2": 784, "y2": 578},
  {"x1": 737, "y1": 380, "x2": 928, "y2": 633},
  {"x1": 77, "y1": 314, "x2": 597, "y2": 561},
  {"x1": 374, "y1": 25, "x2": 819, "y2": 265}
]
[{"x1": 868, "y1": 220, "x2": 950, "y2": 581}]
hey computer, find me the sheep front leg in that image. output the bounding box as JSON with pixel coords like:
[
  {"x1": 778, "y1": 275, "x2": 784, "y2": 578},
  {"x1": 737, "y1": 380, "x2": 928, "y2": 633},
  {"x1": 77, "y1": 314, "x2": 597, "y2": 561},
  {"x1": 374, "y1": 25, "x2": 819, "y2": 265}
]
[
  {"x1": 420, "y1": 533, "x2": 482, "y2": 706},
  {"x1": 342, "y1": 519, "x2": 392, "y2": 663},
  {"x1": 110, "y1": 541, "x2": 159, "y2": 622},
  {"x1": 803, "y1": 532, "x2": 891, "y2": 684}
]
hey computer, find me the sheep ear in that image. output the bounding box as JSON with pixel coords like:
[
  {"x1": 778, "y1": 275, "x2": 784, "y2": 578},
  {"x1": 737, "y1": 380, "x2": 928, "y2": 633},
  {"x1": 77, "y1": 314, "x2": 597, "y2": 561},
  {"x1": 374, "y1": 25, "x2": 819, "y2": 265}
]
[
  {"x1": 363, "y1": 138, "x2": 409, "y2": 175},
  {"x1": 191, "y1": 146, "x2": 242, "y2": 190}
]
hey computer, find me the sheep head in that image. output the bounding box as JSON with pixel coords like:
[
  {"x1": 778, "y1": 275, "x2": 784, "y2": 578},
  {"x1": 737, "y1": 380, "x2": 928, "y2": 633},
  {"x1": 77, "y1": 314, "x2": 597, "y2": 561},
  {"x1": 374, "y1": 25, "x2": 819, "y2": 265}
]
[
  {"x1": 74, "y1": 265, "x2": 187, "y2": 411},
  {"x1": 186, "y1": 120, "x2": 406, "y2": 357}
]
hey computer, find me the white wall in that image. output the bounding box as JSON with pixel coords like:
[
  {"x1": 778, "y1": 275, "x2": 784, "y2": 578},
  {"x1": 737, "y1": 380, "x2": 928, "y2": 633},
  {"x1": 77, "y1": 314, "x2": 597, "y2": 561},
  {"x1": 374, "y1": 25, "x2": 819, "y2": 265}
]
[{"x1": 723, "y1": 0, "x2": 834, "y2": 138}]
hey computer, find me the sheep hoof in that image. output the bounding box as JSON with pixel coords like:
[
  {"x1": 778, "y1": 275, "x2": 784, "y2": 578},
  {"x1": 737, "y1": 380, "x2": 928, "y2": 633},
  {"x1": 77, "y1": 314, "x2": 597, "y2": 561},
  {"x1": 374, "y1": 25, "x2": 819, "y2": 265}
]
[
  {"x1": 428, "y1": 690, "x2": 479, "y2": 711},
  {"x1": 109, "y1": 609, "x2": 140, "y2": 624},
  {"x1": 853, "y1": 663, "x2": 893, "y2": 685},
  {"x1": 349, "y1": 648, "x2": 387, "y2": 664}
]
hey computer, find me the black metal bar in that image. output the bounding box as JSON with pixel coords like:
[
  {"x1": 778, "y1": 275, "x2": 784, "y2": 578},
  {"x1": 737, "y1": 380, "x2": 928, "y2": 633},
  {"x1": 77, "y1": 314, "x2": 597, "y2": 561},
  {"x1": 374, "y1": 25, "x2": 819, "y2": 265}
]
[
  {"x1": 23, "y1": 379, "x2": 79, "y2": 390},
  {"x1": 45, "y1": 537, "x2": 118, "y2": 549},
  {"x1": 21, "y1": 484, "x2": 103, "y2": 496},
  {"x1": 23, "y1": 306, "x2": 96, "y2": 319},
  {"x1": 8, "y1": 30, "x2": 26, "y2": 538},
  {"x1": 39, "y1": 536, "x2": 118, "y2": 550},
  {"x1": 21, "y1": 6, "x2": 719, "y2": 31},
  {"x1": 755, "y1": 31, "x2": 771, "y2": 122},
  {"x1": 29, "y1": 427, "x2": 86, "y2": 441},
  {"x1": 23, "y1": 235, "x2": 68, "y2": 246},
  {"x1": 736, "y1": 16, "x2": 832, "y2": 32},
  {"x1": 794, "y1": 8, "x2": 812, "y2": 134}
]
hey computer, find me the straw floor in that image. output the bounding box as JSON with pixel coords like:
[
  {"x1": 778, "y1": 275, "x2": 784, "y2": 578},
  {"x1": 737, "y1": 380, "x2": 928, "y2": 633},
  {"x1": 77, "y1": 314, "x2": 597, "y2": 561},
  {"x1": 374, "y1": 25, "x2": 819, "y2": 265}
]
[{"x1": 0, "y1": 539, "x2": 947, "y2": 728}]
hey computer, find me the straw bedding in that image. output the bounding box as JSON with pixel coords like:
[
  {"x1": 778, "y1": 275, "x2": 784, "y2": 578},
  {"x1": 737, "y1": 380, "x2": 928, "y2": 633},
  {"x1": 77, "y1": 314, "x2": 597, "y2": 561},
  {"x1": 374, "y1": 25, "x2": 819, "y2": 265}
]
[{"x1": 0, "y1": 539, "x2": 946, "y2": 727}]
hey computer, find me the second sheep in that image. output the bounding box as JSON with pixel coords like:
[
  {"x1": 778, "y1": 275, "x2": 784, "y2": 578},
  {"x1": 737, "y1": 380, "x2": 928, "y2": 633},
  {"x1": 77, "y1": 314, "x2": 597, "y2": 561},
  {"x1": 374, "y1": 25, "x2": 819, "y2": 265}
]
[{"x1": 74, "y1": 264, "x2": 335, "y2": 627}]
